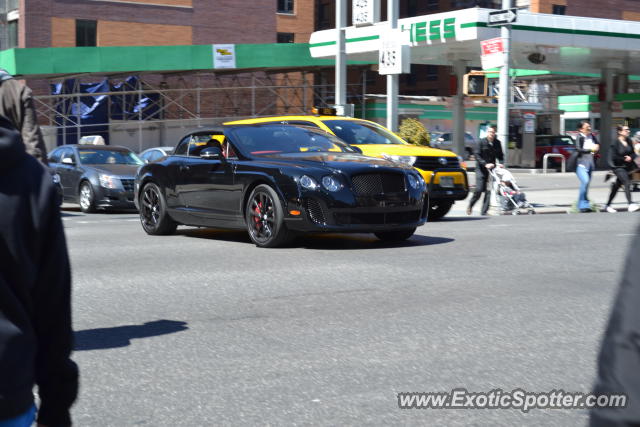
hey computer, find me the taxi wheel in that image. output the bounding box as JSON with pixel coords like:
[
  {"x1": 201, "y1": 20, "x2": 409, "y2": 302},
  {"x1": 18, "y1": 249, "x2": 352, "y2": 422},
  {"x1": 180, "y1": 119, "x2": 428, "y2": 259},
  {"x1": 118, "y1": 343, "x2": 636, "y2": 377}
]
[
  {"x1": 139, "y1": 182, "x2": 177, "y2": 235},
  {"x1": 245, "y1": 184, "x2": 294, "y2": 248},
  {"x1": 428, "y1": 200, "x2": 453, "y2": 221},
  {"x1": 374, "y1": 227, "x2": 416, "y2": 242},
  {"x1": 79, "y1": 181, "x2": 96, "y2": 213}
]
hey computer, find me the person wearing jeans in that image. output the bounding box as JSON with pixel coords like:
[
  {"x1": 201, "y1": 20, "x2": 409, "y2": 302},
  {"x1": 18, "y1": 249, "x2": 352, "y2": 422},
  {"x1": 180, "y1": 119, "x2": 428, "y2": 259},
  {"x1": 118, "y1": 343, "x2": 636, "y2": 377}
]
[{"x1": 574, "y1": 121, "x2": 599, "y2": 213}]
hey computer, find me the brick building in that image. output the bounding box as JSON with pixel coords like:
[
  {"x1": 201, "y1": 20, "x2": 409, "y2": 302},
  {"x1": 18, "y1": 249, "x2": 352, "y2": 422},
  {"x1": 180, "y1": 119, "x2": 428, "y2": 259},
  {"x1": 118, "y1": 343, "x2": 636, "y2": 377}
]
[{"x1": 2, "y1": 0, "x2": 275, "y2": 50}]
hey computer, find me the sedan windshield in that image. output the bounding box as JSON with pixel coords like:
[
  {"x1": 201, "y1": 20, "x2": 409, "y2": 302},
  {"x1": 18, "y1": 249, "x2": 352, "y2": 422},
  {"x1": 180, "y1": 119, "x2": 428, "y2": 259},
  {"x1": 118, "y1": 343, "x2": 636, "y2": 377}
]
[
  {"x1": 227, "y1": 125, "x2": 358, "y2": 156},
  {"x1": 322, "y1": 120, "x2": 407, "y2": 145},
  {"x1": 79, "y1": 150, "x2": 144, "y2": 165}
]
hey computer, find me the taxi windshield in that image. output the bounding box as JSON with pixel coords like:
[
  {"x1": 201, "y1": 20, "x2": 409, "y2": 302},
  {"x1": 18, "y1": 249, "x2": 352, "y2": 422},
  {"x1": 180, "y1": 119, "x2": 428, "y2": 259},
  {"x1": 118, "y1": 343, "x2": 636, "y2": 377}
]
[
  {"x1": 323, "y1": 120, "x2": 407, "y2": 145},
  {"x1": 227, "y1": 125, "x2": 358, "y2": 156},
  {"x1": 79, "y1": 149, "x2": 144, "y2": 165}
]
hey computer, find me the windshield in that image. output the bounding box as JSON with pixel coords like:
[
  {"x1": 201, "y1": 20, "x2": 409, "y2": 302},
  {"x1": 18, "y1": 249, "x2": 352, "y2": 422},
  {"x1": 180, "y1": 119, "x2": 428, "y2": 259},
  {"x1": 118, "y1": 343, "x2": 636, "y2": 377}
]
[
  {"x1": 323, "y1": 120, "x2": 407, "y2": 145},
  {"x1": 79, "y1": 149, "x2": 144, "y2": 165},
  {"x1": 226, "y1": 125, "x2": 358, "y2": 156}
]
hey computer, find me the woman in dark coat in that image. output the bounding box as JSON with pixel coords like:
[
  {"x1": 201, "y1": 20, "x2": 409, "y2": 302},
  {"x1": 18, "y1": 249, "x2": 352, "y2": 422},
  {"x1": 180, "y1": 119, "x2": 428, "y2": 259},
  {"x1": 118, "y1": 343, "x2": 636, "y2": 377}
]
[{"x1": 603, "y1": 125, "x2": 638, "y2": 213}]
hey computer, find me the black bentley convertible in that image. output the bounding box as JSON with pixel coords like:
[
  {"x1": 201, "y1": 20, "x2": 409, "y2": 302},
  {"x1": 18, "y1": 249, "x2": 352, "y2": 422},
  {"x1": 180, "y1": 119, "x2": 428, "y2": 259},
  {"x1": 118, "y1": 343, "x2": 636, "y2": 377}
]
[{"x1": 134, "y1": 124, "x2": 428, "y2": 247}]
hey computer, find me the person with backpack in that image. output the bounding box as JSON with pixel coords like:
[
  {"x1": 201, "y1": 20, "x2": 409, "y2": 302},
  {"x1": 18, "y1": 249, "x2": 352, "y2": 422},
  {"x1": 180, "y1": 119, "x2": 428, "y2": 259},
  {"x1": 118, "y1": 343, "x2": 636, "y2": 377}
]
[{"x1": 0, "y1": 115, "x2": 78, "y2": 426}]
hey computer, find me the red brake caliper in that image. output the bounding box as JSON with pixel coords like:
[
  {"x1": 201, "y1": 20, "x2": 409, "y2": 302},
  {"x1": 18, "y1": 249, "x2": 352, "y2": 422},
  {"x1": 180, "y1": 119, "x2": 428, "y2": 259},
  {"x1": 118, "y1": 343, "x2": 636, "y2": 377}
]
[{"x1": 253, "y1": 202, "x2": 262, "y2": 230}]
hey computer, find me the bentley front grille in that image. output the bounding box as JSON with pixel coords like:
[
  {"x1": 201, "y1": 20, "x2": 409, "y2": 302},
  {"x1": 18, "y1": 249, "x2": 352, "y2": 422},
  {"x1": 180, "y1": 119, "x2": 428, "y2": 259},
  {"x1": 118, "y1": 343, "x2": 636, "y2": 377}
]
[{"x1": 351, "y1": 173, "x2": 406, "y2": 195}]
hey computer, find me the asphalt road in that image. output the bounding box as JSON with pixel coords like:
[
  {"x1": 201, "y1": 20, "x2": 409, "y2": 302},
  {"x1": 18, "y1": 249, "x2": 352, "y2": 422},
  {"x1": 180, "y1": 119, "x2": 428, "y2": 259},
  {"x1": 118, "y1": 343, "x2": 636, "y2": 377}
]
[{"x1": 63, "y1": 208, "x2": 639, "y2": 426}]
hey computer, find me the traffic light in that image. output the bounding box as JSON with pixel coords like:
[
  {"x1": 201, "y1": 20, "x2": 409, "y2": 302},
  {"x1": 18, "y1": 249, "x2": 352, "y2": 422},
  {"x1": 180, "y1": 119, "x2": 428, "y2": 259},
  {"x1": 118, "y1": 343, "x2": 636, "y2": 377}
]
[{"x1": 463, "y1": 74, "x2": 487, "y2": 96}]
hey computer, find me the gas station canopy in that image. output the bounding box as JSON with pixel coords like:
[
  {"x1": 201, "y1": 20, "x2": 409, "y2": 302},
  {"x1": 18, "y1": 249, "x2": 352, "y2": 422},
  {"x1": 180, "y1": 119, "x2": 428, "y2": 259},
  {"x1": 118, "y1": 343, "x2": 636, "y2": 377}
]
[{"x1": 309, "y1": 8, "x2": 640, "y2": 75}]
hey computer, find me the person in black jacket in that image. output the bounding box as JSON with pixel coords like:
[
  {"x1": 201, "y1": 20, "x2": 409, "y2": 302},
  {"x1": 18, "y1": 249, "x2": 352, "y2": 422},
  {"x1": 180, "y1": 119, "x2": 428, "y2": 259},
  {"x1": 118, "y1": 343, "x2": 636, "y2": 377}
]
[
  {"x1": 574, "y1": 121, "x2": 600, "y2": 213},
  {"x1": 467, "y1": 125, "x2": 504, "y2": 216},
  {"x1": 603, "y1": 125, "x2": 638, "y2": 213},
  {"x1": 0, "y1": 116, "x2": 78, "y2": 426},
  {"x1": 590, "y1": 224, "x2": 640, "y2": 426}
]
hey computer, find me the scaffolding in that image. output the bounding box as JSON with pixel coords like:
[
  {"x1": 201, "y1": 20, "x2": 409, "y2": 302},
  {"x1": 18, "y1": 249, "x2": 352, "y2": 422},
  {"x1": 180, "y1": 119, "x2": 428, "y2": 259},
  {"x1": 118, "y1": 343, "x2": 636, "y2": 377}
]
[{"x1": 32, "y1": 69, "x2": 370, "y2": 152}]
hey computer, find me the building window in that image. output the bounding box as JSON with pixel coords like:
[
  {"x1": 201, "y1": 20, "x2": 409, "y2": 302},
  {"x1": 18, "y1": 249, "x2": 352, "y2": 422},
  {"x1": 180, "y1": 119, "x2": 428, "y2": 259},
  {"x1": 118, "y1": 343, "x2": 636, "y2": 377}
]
[
  {"x1": 552, "y1": 4, "x2": 566, "y2": 14},
  {"x1": 76, "y1": 20, "x2": 97, "y2": 47},
  {"x1": 277, "y1": 0, "x2": 294, "y2": 14},
  {"x1": 426, "y1": 65, "x2": 438, "y2": 81},
  {"x1": 277, "y1": 32, "x2": 294, "y2": 43},
  {"x1": 426, "y1": 0, "x2": 439, "y2": 11}
]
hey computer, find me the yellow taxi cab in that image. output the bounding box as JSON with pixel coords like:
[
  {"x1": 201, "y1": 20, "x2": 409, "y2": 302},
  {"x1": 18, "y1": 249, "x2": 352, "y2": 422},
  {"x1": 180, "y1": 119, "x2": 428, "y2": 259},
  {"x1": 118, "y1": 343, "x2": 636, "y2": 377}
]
[{"x1": 226, "y1": 111, "x2": 468, "y2": 220}]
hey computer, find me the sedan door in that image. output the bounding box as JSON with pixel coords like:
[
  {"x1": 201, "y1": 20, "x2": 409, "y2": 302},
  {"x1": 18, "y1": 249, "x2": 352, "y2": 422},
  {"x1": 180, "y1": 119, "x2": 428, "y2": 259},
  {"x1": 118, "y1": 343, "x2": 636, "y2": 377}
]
[{"x1": 56, "y1": 148, "x2": 83, "y2": 199}]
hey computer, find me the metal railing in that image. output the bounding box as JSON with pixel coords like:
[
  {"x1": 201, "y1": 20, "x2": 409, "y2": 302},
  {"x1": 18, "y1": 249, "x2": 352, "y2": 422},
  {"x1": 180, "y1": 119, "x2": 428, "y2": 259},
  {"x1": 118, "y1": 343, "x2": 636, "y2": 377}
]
[{"x1": 542, "y1": 153, "x2": 566, "y2": 173}]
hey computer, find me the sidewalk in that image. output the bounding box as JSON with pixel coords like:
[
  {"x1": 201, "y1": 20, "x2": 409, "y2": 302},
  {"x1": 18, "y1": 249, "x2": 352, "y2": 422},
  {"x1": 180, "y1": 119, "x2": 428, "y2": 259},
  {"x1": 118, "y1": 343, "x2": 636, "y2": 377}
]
[{"x1": 450, "y1": 170, "x2": 638, "y2": 216}]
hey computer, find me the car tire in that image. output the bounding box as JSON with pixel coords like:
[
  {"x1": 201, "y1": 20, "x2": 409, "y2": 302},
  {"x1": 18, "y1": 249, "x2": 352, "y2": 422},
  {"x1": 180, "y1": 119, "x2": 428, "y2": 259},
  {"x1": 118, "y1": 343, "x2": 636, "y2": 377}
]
[
  {"x1": 139, "y1": 182, "x2": 177, "y2": 235},
  {"x1": 374, "y1": 227, "x2": 416, "y2": 242},
  {"x1": 428, "y1": 199, "x2": 453, "y2": 221},
  {"x1": 245, "y1": 184, "x2": 294, "y2": 248},
  {"x1": 79, "y1": 181, "x2": 97, "y2": 213}
]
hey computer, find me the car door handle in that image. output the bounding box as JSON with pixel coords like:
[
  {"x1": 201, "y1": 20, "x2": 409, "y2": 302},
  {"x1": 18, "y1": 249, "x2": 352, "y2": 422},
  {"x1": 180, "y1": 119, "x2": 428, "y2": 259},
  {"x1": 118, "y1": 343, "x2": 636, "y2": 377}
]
[{"x1": 179, "y1": 165, "x2": 190, "y2": 172}]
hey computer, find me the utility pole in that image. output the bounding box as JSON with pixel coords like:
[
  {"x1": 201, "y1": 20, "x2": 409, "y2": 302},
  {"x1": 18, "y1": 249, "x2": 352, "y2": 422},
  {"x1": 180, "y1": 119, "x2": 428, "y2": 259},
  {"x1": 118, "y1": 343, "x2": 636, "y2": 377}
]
[
  {"x1": 387, "y1": 0, "x2": 399, "y2": 131},
  {"x1": 497, "y1": 0, "x2": 511, "y2": 165},
  {"x1": 335, "y1": 0, "x2": 347, "y2": 111}
]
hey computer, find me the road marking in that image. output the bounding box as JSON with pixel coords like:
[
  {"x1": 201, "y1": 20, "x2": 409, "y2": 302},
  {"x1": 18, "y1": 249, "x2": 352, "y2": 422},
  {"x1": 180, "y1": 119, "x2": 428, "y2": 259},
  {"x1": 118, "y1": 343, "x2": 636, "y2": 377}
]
[{"x1": 617, "y1": 233, "x2": 636, "y2": 237}]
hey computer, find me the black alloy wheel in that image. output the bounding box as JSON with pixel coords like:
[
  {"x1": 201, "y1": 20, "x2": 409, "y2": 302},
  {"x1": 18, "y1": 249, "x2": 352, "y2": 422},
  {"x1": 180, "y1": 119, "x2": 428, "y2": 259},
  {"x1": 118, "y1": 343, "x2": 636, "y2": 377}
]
[
  {"x1": 139, "y1": 182, "x2": 177, "y2": 235},
  {"x1": 427, "y1": 199, "x2": 453, "y2": 221},
  {"x1": 79, "y1": 181, "x2": 96, "y2": 213},
  {"x1": 245, "y1": 184, "x2": 293, "y2": 248},
  {"x1": 374, "y1": 227, "x2": 417, "y2": 242}
]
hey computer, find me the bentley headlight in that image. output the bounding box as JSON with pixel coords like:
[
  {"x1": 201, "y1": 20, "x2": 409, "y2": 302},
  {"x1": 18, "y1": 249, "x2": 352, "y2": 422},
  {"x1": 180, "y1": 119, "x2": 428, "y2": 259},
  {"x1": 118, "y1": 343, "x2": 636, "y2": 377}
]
[
  {"x1": 299, "y1": 175, "x2": 318, "y2": 190},
  {"x1": 382, "y1": 154, "x2": 417, "y2": 166},
  {"x1": 99, "y1": 174, "x2": 123, "y2": 190},
  {"x1": 51, "y1": 173, "x2": 61, "y2": 184},
  {"x1": 407, "y1": 173, "x2": 425, "y2": 190},
  {"x1": 321, "y1": 175, "x2": 341, "y2": 192}
]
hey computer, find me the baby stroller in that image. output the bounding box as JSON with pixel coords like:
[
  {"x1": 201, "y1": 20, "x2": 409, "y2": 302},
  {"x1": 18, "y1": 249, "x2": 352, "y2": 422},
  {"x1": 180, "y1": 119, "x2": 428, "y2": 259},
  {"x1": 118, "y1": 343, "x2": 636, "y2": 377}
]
[{"x1": 489, "y1": 168, "x2": 536, "y2": 215}]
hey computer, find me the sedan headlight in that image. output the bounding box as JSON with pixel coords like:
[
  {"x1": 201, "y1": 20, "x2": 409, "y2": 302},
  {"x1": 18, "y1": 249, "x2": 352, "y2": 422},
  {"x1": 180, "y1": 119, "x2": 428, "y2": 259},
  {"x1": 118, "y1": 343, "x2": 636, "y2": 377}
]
[
  {"x1": 99, "y1": 174, "x2": 123, "y2": 190},
  {"x1": 382, "y1": 154, "x2": 417, "y2": 166},
  {"x1": 407, "y1": 173, "x2": 425, "y2": 190},
  {"x1": 299, "y1": 175, "x2": 318, "y2": 190},
  {"x1": 321, "y1": 175, "x2": 342, "y2": 192},
  {"x1": 51, "y1": 173, "x2": 61, "y2": 184}
]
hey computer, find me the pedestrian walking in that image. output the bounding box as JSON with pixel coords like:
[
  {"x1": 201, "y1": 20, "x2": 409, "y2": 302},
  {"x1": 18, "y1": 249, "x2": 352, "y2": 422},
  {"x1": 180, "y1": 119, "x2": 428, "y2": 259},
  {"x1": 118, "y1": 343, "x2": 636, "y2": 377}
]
[
  {"x1": 603, "y1": 125, "x2": 638, "y2": 213},
  {"x1": 0, "y1": 115, "x2": 78, "y2": 426},
  {"x1": 590, "y1": 223, "x2": 640, "y2": 426},
  {"x1": 467, "y1": 125, "x2": 504, "y2": 216},
  {"x1": 574, "y1": 121, "x2": 600, "y2": 213},
  {"x1": 0, "y1": 69, "x2": 48, "y2": 164}
]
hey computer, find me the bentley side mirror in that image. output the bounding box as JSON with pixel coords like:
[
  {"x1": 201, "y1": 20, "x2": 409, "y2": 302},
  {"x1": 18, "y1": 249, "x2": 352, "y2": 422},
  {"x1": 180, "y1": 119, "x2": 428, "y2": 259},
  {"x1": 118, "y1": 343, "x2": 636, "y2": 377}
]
[
  {"x1": 200, "y1": 146, "x2": 224, "y2": 161},
  {"x1": 62, "y1": 157, "x2": 75, "y2": 165}
]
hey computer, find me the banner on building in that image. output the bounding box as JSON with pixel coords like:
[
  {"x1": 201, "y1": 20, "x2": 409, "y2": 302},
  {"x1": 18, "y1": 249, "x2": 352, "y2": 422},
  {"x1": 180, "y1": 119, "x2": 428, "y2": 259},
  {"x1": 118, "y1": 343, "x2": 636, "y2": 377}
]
[{"x1": 213, "y1": 44, "x2": 236, "y2": 69}]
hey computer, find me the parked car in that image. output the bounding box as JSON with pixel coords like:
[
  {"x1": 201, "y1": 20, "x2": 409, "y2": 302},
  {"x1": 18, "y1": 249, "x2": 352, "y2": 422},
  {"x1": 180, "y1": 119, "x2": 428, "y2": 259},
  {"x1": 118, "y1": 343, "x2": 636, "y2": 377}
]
[
  {"x1": 535, "y1": 135, "x2": 576, "y2": 168},
  {"x1": 134, "y1": 123, "x2": 428, "y2": 247},
  {"x1": 431, "y1": 131, "x2": 478, "y2": 157},
  {"x1": 48, "y1": 144, "x2": 144, "y2": 212},
  {"x1": 226, "y1": 114, "x2": 468, "y2": 220},
  {"x1": 139, "y1": 146, "x2": 175, "y2": 163}
]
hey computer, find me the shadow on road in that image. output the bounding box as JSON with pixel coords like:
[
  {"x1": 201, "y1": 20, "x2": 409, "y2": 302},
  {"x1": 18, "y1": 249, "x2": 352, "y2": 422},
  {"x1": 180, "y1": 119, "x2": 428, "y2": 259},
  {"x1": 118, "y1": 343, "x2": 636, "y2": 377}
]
[
  {"x1": 177, "y1": 228, "x2": 252, "y2": 243},
  {"x1": 74, "y1": 319, "x2": 188, "y2": 351},
  {"x1": 177, "y1": 227, "x2": 454, "y2": 249}
]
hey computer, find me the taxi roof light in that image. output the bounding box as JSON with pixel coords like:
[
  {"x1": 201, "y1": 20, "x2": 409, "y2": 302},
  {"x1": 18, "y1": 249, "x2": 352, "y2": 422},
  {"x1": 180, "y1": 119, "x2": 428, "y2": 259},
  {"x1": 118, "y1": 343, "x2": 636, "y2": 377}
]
[{"x1": 311, "y1": 106, "x2": 337, "y2": 116}]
